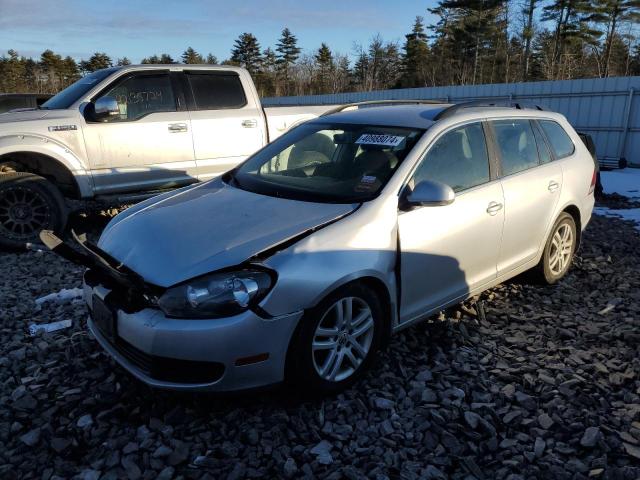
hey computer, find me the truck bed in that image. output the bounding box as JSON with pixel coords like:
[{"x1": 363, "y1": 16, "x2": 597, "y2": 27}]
[{"x1": 263, "y1": 105, "x2": 340, "y2": 141}]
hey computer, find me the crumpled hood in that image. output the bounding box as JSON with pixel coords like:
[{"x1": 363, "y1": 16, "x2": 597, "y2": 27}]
[{"x1": 98, "y1": 179, "x2": 356, "y2": 287}]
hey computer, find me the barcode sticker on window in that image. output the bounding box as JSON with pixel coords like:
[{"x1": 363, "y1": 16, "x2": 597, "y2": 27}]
[{"x1": 355, "y1": 134, "x2": 405, "y2": 147}]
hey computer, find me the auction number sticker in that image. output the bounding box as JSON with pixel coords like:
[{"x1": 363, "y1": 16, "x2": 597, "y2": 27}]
[{"x1": 355, "y1": 134, "x2": 405, "y2": 147}]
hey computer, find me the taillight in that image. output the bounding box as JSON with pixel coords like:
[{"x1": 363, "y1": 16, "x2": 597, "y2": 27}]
[{"x1": 588, "y1": 169, "x2": 597, "y2": 195}]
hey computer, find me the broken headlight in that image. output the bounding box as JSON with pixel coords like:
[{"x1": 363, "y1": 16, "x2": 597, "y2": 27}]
[{"x1": 157, "y1": 269, "x2": 273, "y2": 318}]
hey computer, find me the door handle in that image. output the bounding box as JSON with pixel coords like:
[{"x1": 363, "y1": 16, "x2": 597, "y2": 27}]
[
  {"x1": 168, "y1": 123, "x2": 188, "y2": 133},
  {"x1": 548, "y1": 180, "x2": 559, "y2": 192},
  {"x1": 486, "y1": 201, "x2": 503, "y2": 216},
  {"x1": 241, "y1": 119, "x2": 258, "y2": 128}
]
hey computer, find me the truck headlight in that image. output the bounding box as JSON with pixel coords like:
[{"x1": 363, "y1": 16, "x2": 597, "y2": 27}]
[{"x1": 157, "y1": 269, "x2": 273, "y2": 318}]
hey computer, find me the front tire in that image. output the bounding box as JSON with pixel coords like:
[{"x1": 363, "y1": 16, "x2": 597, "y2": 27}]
[
  {"x1": 534, "y1": 212, "x2": 577, "y2": 284},
  {"x1": 0, "y1": 172, "x2": 68, "y2": 249},
  {"x1": 287, "y1": 283, "x2": 384, "y2": 394}
]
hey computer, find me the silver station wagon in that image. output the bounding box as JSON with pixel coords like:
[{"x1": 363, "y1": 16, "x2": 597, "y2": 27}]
[{"x1": 44, "y1": 101, "x2": 596, "y2": 394}]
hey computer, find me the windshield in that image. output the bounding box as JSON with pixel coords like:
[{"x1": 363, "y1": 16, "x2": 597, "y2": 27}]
[
  {"x1": 41, "y1": 68, "x2": 119, "y2": 109},
  {"x1": 233, "y1": 122, "x2": 424, "y2": 203}
]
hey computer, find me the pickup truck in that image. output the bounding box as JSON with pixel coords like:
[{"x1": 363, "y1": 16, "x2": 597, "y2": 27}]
[{"x1": 0, "y1": 65, "x2": 335, "y2": 248}]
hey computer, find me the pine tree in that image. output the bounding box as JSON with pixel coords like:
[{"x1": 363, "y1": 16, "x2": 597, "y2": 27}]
[
  {"x1": 141, "y1": 54, "x2": 174, "y2": 64},
  {"x1": 23, "y1": 58, "x2": 38, "y2": 93},
  {"x1": 521, "y1": 0, "x2": 539, "y2": 80},
  {"x1": 60, "y1": 56, "x2": 80, "y2": 87},
  {"x1": 541, "y1": 0, "x2": 601, "y2": 79},
  {"x1": 39, "y1": 49, "x2": 64, "y2": 92},
  {"x1": 334, "y1": 54, "x2": 352, "y2": 92},
  {"x1": 591, "y1": 0, "x2": 640, "y2": 77},
  {"x1": 79, "y1": 52, "x2": 112, "y2": 73},
  {"x1": 630, "y1": 43, "x2": 640, "y2": 75},
  {"x1": 435, "y1": 0, "x2": 506, "y2": 85},
  {"x1": 141, "y1": 55, "x2": 161, "y2": 64},
  {"x1": 378, "y1": 41, "x2": 402, "y2": 89},
  {"x1": 402, "y1": 16, "x2": 430, "y2": 87},
  {"x1": 315, "y1": 43, "x2": 333, "y2": 92},
  {"x1": 276, "y1": 28, "x2": 301, "y2": 94},
  {"x1": 353, "y1": 50, "x2": 369, "y2": 91},
  {"x1": 261, "y1": 48, "x2": 279, "y2": 96},
  {"x1": 276, "y1": 28, "x2": 301, "y2": 66},
  {"x1": 116, "y1": 57, "x2": 131, "y2": 66},
  {"x1": 181, "y1": 47, "x2": 204, "y2": 64},
  {"x1": 1, "y1": 50, "x2": 27, "y2": 92},
  {"x1": 206, "y1": 53, "x2": 218, "y2": 64},
  {"x1": 230, "y1": 33, "x2": 263, "y2": 75}
]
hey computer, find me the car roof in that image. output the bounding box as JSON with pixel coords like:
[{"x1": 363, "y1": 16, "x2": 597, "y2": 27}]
[
  {"x1": 313, "y1": 103, "x2": 565, "y2": 129},
  {"x1": 313, "y1": 104, "x2": 447, "y2": 129}
]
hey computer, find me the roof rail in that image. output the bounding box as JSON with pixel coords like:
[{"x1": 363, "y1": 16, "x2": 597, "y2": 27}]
[
  {"x1": 320, "y1": 99, "x2": 447, "y2": 117},
  {"x1": 433, "y1": 100, "x2": 545, "y2": 121}
]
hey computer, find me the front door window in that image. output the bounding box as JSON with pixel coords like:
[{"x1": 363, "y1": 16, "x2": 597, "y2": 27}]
[{"x1": 97, "y1": 73, "x2": 176, "y2": 122}]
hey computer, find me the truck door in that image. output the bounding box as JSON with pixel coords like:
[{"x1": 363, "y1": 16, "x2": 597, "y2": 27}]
[
  {"x1": 182, "y1": 70, "x2": 266, "y2": 180},
  {"x1": 83, "y1": 70, "x2": 197, "y2": 194}
]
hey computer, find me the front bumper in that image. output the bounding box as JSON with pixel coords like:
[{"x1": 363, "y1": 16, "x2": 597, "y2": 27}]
[{"x1": 83, "y1": 282, "x2": 303, "y2": 392}]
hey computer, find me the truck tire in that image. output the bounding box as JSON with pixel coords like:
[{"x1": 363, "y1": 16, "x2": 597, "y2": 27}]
[{"x1": 0, "y1": 172, "x2": 68, "y2": 249}]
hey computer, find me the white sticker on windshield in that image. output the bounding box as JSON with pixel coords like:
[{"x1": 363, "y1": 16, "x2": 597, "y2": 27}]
[{"x1": 356, "y1": 133, "x2": 405, "y2": 147}]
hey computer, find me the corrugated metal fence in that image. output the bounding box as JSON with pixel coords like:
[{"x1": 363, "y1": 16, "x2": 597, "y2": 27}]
[{"x1": 263, "y1": 76, "x2": 640, "y2": 166}]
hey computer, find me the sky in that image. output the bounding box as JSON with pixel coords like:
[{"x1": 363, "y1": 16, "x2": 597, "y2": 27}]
[{"x1": 0, "y1": 0, "x2": 440, "y2": 63}]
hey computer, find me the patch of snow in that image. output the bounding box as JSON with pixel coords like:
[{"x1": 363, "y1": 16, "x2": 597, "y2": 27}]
[
  {"x1": 600, "y1": 169, "x2": 640, "y2": 200},
  {"x1": 35, "y1": 287, "x2": 83, "y2": 308},
  {"x1": 28, "y1": 319, "x2": 72, "y2": 336},
  {"x1": 594, "y1": 206, "x2": 640, "y2": 231}
]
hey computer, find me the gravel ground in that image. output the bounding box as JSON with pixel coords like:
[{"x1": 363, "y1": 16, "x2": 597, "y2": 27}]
[{"x1": 1, "y1": 204, "x2": 640, "y2": 480}]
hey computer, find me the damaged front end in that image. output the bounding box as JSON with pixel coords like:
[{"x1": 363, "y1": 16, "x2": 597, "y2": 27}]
[{"x1": 39, "y1": 230, "x2": 161, "y2": 313}]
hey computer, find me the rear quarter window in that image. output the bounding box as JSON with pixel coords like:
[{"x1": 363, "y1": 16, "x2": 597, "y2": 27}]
[{"x1": 539, "y1": 120, "x2": 575, "y2": 159}]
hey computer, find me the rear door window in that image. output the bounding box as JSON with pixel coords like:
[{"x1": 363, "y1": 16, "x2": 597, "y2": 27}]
[
  {"x1": 492, "y1": 119, "x2": 540, "y2": 176},
  {"x1": 539, "y1": 120, "x2": 575, "y2": 159},
  {"x1": 186, "y1": 72, "x2": 247, "y2": 110}
]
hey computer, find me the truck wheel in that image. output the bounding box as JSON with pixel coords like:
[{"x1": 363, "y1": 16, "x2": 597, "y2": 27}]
[{"x1": 0, "y1": 172, "x2": 68, "y2": 249}]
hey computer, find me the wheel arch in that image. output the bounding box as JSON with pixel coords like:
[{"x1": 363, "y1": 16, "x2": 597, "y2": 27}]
[
  {"x1": 561, "y1": 204, "x2": 582, "y2": 250},
  {"x1": 283, "y1": 274, "x2": 395, "y2": 387},
  {"x1": 304, "y1": 274, "x2": 395, "y2": 344},
  {"x1": 0, "y1": 150, "x2": 87, "y2": 199}
]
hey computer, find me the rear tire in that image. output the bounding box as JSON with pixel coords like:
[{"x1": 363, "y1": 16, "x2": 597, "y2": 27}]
[
  {"x1": 287, "y1": 283, "x2": 384, "y2": 395},
  {"x1": 533, "y1": 212, "x2": 577, "y2": 284},
  {"x1": 0, "y1": 172, "x2": 68, "y2": 249}
]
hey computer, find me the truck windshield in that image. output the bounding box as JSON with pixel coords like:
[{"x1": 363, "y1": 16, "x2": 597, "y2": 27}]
[
  {"x1": 232, "y1": 122, "x2": 424, "y2": 203},
  {"x1": 41, "y1": 68, "x2": 119, "y2": 109}
]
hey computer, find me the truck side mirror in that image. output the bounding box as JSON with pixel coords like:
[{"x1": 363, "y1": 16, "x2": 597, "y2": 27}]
[
  {"x1": 93, "y1": 96, "x2": 120, "y2": 121},
  {"x1": 400, "y1": 179, "x2": 455, "y2": 210}
]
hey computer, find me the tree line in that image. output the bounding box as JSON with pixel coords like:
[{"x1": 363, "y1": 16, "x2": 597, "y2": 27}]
[{"x1": 1, "y1": 0, "x2": 639, "y2": 98}]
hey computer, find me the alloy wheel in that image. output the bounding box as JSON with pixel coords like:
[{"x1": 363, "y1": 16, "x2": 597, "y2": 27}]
[
  {"x1": 549, "y1": 222, "x2": 574, "y2": 276},
  {"x1": 0, "y1": 185, "x2": 51, "y2": 241},
  {"x1": 312, "y1": 296, "x2": 375, "y2": 382}
]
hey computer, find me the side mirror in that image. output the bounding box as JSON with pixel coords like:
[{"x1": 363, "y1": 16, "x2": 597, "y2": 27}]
[
  {"x1": 93, "y1": 96, "x2": 119, "y2": 121},
  {"x1": 401, "y1": 179, "x2": 455, "y2": 209}
]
